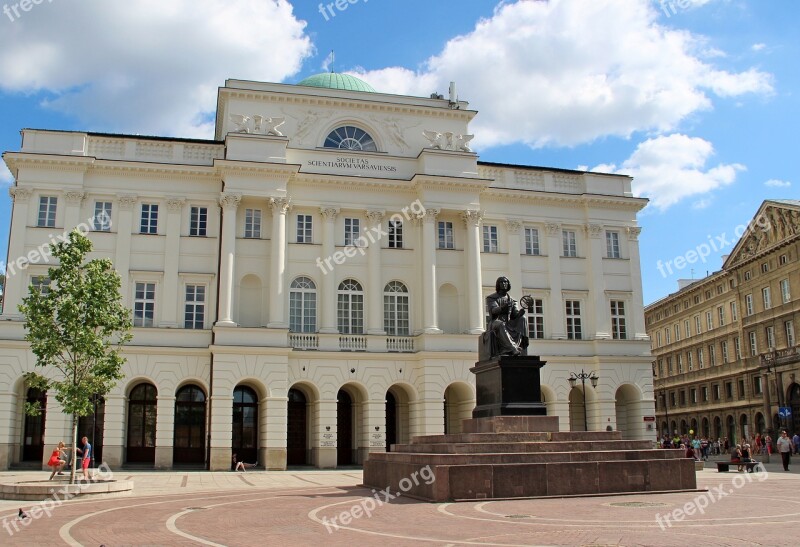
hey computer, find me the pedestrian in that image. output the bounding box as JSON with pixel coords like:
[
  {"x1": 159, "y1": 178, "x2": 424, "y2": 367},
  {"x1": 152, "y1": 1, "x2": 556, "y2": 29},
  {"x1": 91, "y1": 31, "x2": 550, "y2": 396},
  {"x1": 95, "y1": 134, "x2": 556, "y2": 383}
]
[
  {"x1": 724, "y1": 437, "x2": 730, "y2": 453},
  {"x1": 231, "y1": 453, "x2": 257, "y2": 472},
  {"x1": 764, "y1": 434, "x2": 773, "y2": 455},
  {"x1": 777, "y1": 430, "x2": 794, "y2": 471},
  {"x1": 47, "y1": 441, "x2": 70, "y2": 480},
  {"x1": 76, "y1": 436, "x2": 92, "y2": 481},
  {"x1": 792, "y1": 433, "x2": 800, "y2": 455}
]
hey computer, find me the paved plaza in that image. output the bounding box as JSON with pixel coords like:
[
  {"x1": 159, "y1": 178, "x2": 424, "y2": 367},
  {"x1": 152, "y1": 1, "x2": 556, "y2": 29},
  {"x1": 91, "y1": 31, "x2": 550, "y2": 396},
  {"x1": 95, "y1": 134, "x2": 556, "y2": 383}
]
[{"x1": 1, "y1": 458, "x2": 799, "y2": 546}]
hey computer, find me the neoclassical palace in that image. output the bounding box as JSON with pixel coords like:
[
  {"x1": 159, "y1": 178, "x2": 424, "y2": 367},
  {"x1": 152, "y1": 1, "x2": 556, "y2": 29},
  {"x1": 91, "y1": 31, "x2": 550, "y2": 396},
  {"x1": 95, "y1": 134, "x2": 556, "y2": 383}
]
[
  {"x1": 646, "y1": 200, "x2": 800, "y2": 443},
  {"x1": 0, "y1": 73, "x2": 653, "y2": 470}
]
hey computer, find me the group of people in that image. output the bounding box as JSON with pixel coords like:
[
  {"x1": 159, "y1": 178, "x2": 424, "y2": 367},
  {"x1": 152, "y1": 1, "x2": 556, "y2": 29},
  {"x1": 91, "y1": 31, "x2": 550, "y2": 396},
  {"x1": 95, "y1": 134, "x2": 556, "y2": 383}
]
[
  {"x1": 47, "y1": 436, "x2": 93, "y2": 480},
  {"x1": 659, "y1": 430, "x2": 799, "y2": 472}
]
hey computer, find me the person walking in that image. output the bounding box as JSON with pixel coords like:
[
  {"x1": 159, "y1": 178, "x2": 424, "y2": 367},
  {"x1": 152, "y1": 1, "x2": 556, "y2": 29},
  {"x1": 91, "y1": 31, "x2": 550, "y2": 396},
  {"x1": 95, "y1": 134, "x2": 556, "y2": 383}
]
[
  {"x1": 792, "y1": 433, "x2": 800, "y2": 455},
  {"x1": 47, "y1": 441, "x2": 70, "y2": 480},
  {"x1": 76, "y1": 436, "x2": 92, "y2": 481},
  {"x1": 777, "y1": 430, "x2": 794, "y2": 471}
]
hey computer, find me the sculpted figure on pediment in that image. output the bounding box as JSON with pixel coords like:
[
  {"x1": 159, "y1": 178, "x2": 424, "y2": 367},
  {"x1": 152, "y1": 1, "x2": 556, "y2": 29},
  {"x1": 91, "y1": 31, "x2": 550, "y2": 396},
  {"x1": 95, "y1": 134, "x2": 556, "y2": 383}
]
[{"x1": 292, "y1": 110, "x2": 333, "y2": 144}]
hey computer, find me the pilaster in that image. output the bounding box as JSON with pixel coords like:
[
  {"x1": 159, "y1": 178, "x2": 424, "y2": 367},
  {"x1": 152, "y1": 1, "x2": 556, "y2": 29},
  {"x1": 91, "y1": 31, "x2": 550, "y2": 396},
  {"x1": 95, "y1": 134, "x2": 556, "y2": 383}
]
[
  {"x1": 161, "y1": 198, "x2": 185, "y2": 327},
  {"x1": 463, "y1": 209, "x2": 484, "y2": 334},
  {"x1": 217, "y1": 193, "x2": 241, "y2": 327},
  {"x1": 268, "y1": 197, "x2": 291, "y2": 329},
  {"x1": 365, "y1": 210, "x2": 386, "y2": 335},
  {"x1": 319, "y1": 206, "x2": 340, "y2": 334},
  {"x1": 546, "y1": 222, "x2": 566, "y2": 339}
]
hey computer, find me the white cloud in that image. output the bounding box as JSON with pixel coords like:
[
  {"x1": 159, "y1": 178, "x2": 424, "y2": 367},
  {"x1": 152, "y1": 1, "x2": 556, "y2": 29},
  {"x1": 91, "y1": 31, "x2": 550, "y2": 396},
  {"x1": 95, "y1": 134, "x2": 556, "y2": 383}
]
[
  {"x1": 0, "y1": 165, "x2": 12, "y2": 186},
  {"x1": 0, "y1": 0, "x2": 313, "y2": 138},
  {"x1": 591, "y1": 134, "x2": 745, "y2": 211},
  {"x1": 352, "y1": 0, "x2": 773, "y2": 150},
  {"x1": 752, "y1": 43, "x2": 767, "y2": 52},
  {"x1": 764, "y1": 179, "x2": 791, "y2": 188}
]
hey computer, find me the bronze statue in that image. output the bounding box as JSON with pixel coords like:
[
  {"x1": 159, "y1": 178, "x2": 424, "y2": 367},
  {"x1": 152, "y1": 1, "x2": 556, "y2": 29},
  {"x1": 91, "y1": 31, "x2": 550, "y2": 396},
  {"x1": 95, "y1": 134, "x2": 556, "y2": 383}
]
[{"x1": 479, "y1": 276, "x2": 533, "y2": 359}]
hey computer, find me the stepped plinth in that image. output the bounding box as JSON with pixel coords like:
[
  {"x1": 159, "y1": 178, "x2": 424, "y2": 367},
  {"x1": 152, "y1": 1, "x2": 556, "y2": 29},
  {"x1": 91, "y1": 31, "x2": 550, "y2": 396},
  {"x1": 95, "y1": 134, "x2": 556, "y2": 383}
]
[{"x1": 363, "y1": 415, "x2": 697, "y2": 502}]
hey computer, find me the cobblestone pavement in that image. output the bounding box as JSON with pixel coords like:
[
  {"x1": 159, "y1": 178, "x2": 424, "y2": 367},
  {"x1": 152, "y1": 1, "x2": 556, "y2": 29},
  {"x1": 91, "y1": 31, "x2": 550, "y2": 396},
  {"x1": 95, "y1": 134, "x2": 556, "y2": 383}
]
[{"x1": 1, "y1": 460, "x2": 799, "y2": 546}]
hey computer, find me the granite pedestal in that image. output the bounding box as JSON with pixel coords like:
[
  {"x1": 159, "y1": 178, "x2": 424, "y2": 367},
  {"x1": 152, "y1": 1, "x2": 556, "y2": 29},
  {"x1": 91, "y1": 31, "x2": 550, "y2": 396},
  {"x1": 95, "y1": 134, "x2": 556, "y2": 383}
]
[{"x1": 471, "y1": 355, "x2": 547, "y2": 417}]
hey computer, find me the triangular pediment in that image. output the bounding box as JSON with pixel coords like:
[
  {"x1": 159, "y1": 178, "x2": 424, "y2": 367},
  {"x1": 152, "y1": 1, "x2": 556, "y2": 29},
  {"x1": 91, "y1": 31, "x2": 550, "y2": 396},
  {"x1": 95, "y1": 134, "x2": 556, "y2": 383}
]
[{"x1": 724, "y1": 200, "x2": 800, "y2": 268}]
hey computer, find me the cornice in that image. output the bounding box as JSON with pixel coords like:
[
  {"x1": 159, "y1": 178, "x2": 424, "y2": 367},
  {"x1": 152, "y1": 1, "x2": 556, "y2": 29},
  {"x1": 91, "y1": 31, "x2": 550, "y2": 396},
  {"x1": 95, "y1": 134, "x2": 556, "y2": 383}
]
[
  {"x1": 214, "y1": 159, "x2": 300, "y2": 179},
  {"x1": 3, "y1": 153, "x2": 94, "y2": 173},
  {"x1": 412, "y1": 174, "x2": 493, "y2": 192},
  {"x1": 484, "y1": 187, "x2": 646, "y2": 211}
]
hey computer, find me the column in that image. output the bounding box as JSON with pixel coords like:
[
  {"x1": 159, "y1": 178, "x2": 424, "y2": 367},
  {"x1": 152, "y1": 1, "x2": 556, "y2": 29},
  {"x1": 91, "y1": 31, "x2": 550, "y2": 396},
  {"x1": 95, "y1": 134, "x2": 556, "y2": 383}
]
[
  {"x1": 268, "y1": 197, "x2": 291, "y2": 329},
  {"x1": 315, "y1": 398, "x2": 337, "y2": 468},
  {"x1": 114, "y1": 195, "x2": 137, "y2": 308},
  {"x1": 413, "y1": 396, "x2": 446, "y2": 435},
  {"x1": 585, "y1": 223, "x2": 610, "y2": 339},
  {"x1": 0, "y1": 389, "x2": 18, "y2": 468},
  {"x1": 361, "y1": 399, "x2": 386, "y2": 461},
  {"x1": 2, "y1": 187, "x2": 33, "y2": 319},
  {"x1": 101, "y1": 394, "x2": 125, "y2": 468},
  {"x1": 217, "y1": 192, "x2": 241, "y2": 327},
  {"x1": 208, "y1": 393, "x2": 233, "y2": 471},
  {"x1": 546, "y1": 223, "x2": 566, "y2": 339},
  {"x1": 63, "y1": 191, "x2": 85, "y2": 231},
  {"x1": 161, "y1": 198, "x2": 185, "y2": 327},
  {"x1": 319, "y1": 207, "x2": 339, "y2": 334},
  {"x1": 626, "y1": 227, "x2": 647, "y2": 340},
  {"x1": 506, "y1": 219, "x2": 523, "y2": 293},
  {"x1": 154, "y1": 395, "x2": 176, "y2": 469},
  {"x1": 365, "y1": 210, "x2": 386, "y2": 335},
  {"x1": 463, "y1": 209, "x2": 484, "y2": 334},
  {"x1": 421, "y1": 208, "x2": 441, "y2": 334},
  {"x1": 264, "y1": 394, "x2": 288, "y2": 470}
]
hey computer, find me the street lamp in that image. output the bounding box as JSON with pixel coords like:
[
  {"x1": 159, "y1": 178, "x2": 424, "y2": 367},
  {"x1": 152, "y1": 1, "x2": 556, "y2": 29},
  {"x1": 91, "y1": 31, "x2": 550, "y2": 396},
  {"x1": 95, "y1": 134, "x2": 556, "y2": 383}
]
[{"x1": 568, "y1": 370, "x2": 599, "y2": 432}]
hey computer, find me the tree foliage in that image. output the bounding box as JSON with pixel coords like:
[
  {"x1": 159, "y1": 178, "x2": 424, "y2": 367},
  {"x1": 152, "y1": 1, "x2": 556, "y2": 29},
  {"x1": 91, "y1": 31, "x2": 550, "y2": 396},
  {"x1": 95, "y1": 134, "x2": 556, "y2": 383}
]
[{"x1": 19, "y1": 230, "x2": 132, "y2": 422}]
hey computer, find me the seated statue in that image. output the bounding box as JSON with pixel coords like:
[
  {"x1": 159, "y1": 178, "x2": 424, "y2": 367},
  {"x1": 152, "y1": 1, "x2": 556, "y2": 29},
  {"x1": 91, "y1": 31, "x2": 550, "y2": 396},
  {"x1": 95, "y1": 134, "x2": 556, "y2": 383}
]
[{"x1": 479, "y1": 276, "x2": 532, "y2": 359}]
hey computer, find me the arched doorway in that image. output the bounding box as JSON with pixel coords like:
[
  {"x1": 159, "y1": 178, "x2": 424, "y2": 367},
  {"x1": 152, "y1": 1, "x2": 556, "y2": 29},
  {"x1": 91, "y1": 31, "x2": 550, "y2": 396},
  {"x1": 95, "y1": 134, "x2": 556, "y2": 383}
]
[
  {"x1": 661, "y1": 421, "x2": 668, "y2": 436},
  {"x1": 690, "y1": 418, "x2": 698, "y2": 435},
  {"x1": 173, "y1": 385, "x2": 206, "y2": 466},
  {"x1": 569, "y1": 387, "x2": 587, "y2": 432},
  {"x1": 670, "y1": 420, "x2": 677, "y2": 435},
  {"x1": 755, "y1": 412, "x2": 766, "y2": 436},
  {"x1": 789, "y1": 383, "x2": 800, "y2": 434},
  {"x1": 78, "y1": 396, "x2": 105, "y2": 466},
  {"x1": 713, "y1": 416, "x2": 722, "y2": 439},
  {"x1": 386, "y1": 384, "x2": 414, "y2": 450},
  {"x1": 680, "y1": 419, "x2": 688, "y2": 435},
  {"x1": 337, "y1": 390, "x2": 354, "y2": 466},
  {"x1": 614, "y1": 384, "x2": 641, "y2": 439},
  {"x1": 702, "y1": 417, "x2": 710, "y2": 438},
  {"x1": 22, "y1": 388, "x2": 46, "y2": 462},
  {"x1": 385, "y1": 391, "x2": 397, "y2": 451},
  {"x1": 444, "y1": 383, "x2": 473, "y2": 435},
  {"x1": 726, "y1": 415, "x2": 736, "y2": 444},
  {"x1": 740, "y1": 414, "x2": 749, "y2": 442},
  {"x1": 127, "y1": 383, "x2": 157, "y2": 463},
  {"x1": 287, "y1": 388, "x2": 308, "y2": 466},
  {"x1": 233, "y1": 386, "x2": 258, "y2": 464}
]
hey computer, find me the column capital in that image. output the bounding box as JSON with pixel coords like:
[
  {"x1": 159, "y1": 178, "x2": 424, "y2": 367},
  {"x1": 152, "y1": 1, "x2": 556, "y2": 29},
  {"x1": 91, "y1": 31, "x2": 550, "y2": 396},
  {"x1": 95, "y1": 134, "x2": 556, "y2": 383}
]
[
  {"x1": 627, "y1": 226, "x2": 642, "y2": 241},
  {"x1": 545, "y1": 222, "x2": 561, "y2": 236},
  {"x1": 116, "y1": 194, "x2": 138, "y2": 210},
  {"x1": 166, "y1": 197, "x2": 186, "y2": 212},
  {"x1": 270, "y1": 196, "x2": 292, "y2": 214},
  {"x1": 64, "y1": 191, "x2": 86, "y2": 205},
  {"x1": 365, "y1": 209, "x2": 385, "y2": 225},
  {"x1": 8, "y1": 187, "x2": 32, "y2": 203},
  {"x1": 584, "y1": 223, "x2": 603, "y2": 239},
  {"x1": 461, "y1": 209, "x2": 483, "y2": 227},
  {"x1": 220, "y1": 192, "x2": 242, "y2": 210},
  {"x1": 320, "y1": 206, "x2": 340, "y2": 221},
  {"x1": 506, "y1": 218, "x2": 523, "y2": 235}
]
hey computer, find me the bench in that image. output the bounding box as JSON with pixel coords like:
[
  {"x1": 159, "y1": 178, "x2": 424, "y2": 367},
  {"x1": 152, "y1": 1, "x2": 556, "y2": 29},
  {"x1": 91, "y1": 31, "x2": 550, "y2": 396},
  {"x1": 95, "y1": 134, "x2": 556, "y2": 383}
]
[{"x1": 716, "y1": 461, "x2": 761, "y2": 472}]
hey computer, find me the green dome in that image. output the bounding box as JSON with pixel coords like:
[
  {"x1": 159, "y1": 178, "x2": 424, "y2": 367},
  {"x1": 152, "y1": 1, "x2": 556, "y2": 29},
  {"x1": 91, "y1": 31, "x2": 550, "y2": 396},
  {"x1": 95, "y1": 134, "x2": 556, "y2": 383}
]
[{"x1": 297, "y1": 72, "x2": 376, "y2": 93}]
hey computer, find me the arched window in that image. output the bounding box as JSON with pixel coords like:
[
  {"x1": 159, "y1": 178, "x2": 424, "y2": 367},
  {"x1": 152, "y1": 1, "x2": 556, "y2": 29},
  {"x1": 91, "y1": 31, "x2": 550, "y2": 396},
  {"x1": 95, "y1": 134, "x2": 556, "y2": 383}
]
[
  {"x1": 338, "y1": 279, "x2": 364, "y2": 334},
  {"x1": 323, "y1": 126, "x2": 377, "y2": 152},
  {"x1": 174, "y1": 385, "x2": 206, "y2": 465},
  {"x1": 233, "y1": 386, "x2": 258, "y2": 464},
  {"x1": 290, "y1": 277, "x2": 317, "y2": 333},
  {"x1": 384, "y1": 281, "x2": 409, "y2": 336},
  {"x1": 127, "y1": 383, "x2": 157, "y2": 463}
]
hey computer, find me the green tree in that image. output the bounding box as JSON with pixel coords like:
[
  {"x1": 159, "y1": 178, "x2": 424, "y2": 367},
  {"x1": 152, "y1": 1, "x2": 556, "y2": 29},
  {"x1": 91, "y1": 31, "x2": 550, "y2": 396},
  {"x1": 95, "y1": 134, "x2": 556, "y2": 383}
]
[{"x1": 19, "y1": 230, "x2": 131, "y2": 483}]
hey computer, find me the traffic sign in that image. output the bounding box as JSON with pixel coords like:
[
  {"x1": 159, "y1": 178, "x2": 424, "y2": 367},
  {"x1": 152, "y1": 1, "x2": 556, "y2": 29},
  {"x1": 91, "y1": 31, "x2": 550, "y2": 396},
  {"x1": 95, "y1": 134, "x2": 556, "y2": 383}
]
[{"x1": 779, "y1": 407, "x2": 792, "y2": 418}]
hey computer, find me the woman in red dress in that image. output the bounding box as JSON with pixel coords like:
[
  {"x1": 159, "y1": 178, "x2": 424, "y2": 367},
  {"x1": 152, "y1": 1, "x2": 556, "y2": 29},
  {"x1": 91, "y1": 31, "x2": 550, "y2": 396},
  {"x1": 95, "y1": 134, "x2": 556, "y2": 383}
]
[{"x1": 47, "y1": 441, "x2": 69, "y2": 480}]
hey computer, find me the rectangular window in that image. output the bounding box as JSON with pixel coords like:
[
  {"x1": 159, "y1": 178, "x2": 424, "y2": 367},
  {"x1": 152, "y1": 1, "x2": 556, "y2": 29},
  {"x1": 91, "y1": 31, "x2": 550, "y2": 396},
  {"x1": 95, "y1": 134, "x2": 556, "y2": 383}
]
[
  {"x1": 766, "y1": 326, "x2": 775, "y2": 349},
  {"x1": 38, "y1": 196, "x2": 57, "y2": 228},
  {"x1": 30, "y1": 276, "x2": 51, "y2": 295},
  {"x1": 762, "y1": 287, "x2": 772, "y2": 310},
  {"x1": 744, "y1": 271, "x2": 752, "y2": 281},
  {"x1": 694, "y1": 315, "x2": 702, "y2": 335},
  {"x1": 745, "y1": 294, "x2": 753, "y2": 316},
  {"x1": 140, "y1": 204, "x2": 159, "y2": 234},
  {"x1": 786, "y1": 320, "x2": 795, "y2": 347},
  {"x1": 438, "y1": 221, "x2": 454, "y2": 249},
  {"x1": 761, "y1": 262, "x2": 769, "y2": 273},
  {"x1": 685, "y1": 352, "x2": 692, "y2": 372},
  {"x1": 562, "y1": 230, "x2": 577, "y2": 257},
  {"x1": 565, "y1": 300, "x2": 582, "y2": 340},
  {"x1": 721, "y1": 341, "x2": 729, "y2": 363},
  {"x1": 717, "y1": 306, "x2": 725, "y2": 327},
  {"x1": 780, "y1": 279, "x2": 791, "y2": 303},
  {"x1": 296, "y1": 214, "x2": 312, "y2": 243},
  {"x1": 780, "y1": 254, "x2": 788, "y2": 266},
  {"x1": 677, "y1": 354, "x2": 684, "y2": 373},
  {"x1": 731, "y1": 301, "x2": 738, "y2": 321},
  {"x1": 388, "y1": 220, "x2": 403, "y2": 249},
  {"x1": 665, "y1": 327, "x2": 671, "y2": 345},
  {"x1": 713, "y1": 384, "x2": 720, "y2": 401},
  {"x1": 344, "y1": 218, "x2": 360, "y2": 246},
  {"x1": 749, "y1": 331, "x2": 758, "y2": 356},
  {"x1": 527, "y1": 298, "x2": 545, "y2": 339},
  {"x1": 670, "y1": 392, "x2": 676, "y2": 407},
  {"x1": 606, "y1": 231, "x2": 621, "y2": 258},
  {"x1": 685, "y1": 320, "x2": 690, "y2": 339},
  {"x1": 738, "y1": 379, "x2": 745, "y2": 400},
  {"x1": 675, "y1": 324, "x2": 681, "y2": 342},
  {"x1": 706, "y1": 311, "x2": 713, "y2": 331},
  {"x1": 245, "y1": 209, "x2": 262, "y2": 239},
  {"x1": 709, "y1": 344, "x2": 716, "y2": 366},
  {"x1": 657, "y1": 331, "x2": 662, "y2": 348},
  {"x1": 134, "y1": 282, "x2": 156, "y2": 327},
  {"x1": 482, "y1": 225, "x2": 499, "y2": 253},
  {"x1": 93, "y1": 201, "x2": 112, "y2": 232},
  {"x1": 184, "y1": 285, "x2": 206, "y2": 330},
  {"x1": 690, "y1": 388, "x2": 697, "y2": 404},
  {"x1": 657, "y1": 359, "x2": 664, "y2": 377},
  {"x1": 697, "y1": 347, "x2": 704, "y2": 369},
  {"x1": 524, "y1": 227, "x2": 540, "y2": 255},
  {"x1": 668, "y1": 356, "x2": 674, "y2": 374},
  {"x1": 702, "y1": 386, "x2": 709, "y2": 402},
  {"x1": 190, "y1": 206, "x2": 208, "y2": 236},
  {"x1": 679, "y1": 391, "x2": 686, "y2": 406},
  {"x1": 725, "y1": 382, "x2": 733, "y2": 399},
  {"x1": 734, "y1": 336, "x2": 741, "y2": 359},
  {"x1": 754, "y1": 376, "x2": 763, "y2": 395}
]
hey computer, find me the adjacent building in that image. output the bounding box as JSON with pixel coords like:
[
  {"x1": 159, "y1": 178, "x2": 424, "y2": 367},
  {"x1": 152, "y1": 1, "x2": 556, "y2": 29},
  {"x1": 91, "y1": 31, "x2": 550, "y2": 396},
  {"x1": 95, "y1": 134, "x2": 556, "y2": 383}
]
[
  {"x1": 0, "y1": 73, "x2": 653, "y2": 470},
  {"x1": 646, "y1": 200, "x2": 800, "y2": 443}
]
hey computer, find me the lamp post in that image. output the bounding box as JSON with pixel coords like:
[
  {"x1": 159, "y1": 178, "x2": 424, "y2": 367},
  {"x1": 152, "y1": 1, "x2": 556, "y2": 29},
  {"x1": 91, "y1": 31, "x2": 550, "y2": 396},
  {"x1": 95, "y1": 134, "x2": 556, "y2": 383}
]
[{"x1": 568, "y1": 370, "x2": 599, "y2": 432}]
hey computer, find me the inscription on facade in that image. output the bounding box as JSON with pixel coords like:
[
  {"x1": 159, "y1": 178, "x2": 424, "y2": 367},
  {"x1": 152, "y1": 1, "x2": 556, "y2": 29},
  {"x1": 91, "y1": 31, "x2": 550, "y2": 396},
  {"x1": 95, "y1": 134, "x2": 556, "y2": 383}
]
[{"x1": 306, "y1": 157, "x2": 398, "y2": 173}]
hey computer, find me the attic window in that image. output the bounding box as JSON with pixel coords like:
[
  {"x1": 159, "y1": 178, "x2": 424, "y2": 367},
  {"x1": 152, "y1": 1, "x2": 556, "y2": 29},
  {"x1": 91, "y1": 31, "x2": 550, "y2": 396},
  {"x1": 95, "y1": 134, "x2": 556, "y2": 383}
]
[{"x1": 323, "y1": 126, "x2": 377, "y2": 152}]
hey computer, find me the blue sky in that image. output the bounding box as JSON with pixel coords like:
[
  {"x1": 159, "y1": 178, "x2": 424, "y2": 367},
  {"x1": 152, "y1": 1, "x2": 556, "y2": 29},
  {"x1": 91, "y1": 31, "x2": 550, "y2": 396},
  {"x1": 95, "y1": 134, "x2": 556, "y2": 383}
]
[{"x1": 0, "y1": 0, "x2": 797, "y2": 304}]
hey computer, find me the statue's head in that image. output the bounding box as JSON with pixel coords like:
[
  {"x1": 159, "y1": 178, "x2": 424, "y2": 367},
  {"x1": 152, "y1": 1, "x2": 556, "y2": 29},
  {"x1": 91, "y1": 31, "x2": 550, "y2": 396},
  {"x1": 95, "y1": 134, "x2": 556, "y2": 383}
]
[{"x1": 495, "y1": 276, "x2": 511, "y2": 292}]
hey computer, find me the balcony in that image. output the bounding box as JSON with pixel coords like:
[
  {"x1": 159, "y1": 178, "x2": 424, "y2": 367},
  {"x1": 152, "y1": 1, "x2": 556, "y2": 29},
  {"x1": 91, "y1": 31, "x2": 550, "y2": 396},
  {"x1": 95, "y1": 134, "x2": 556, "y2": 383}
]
[{"x1": 760, "y1": 345, "x2": 800, "y2": 367}]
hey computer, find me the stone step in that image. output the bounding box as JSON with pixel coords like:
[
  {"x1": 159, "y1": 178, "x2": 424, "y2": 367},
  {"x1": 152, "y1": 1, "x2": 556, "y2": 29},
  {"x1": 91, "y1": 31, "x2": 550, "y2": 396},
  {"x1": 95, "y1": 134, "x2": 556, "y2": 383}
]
[
  {"x1": 392, "y1": 439, "x2": 655, "y2": 454},
  {"x1": 410, "y1": 431, "x2": 624, "y2": 445},
  {"x1": 367, "y1": 449, "x2": 687, "y2": 466},
  {"x1": 462, "y1": 415, "x2": 560, "y2": 434}
]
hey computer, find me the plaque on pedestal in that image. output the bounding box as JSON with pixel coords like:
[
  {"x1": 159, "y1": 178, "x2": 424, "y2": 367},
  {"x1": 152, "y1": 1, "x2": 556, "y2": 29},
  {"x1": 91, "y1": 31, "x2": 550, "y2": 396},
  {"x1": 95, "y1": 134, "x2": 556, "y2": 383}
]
[{"x1": 470, "y1": 355, "x2": 547, "y2": 418}]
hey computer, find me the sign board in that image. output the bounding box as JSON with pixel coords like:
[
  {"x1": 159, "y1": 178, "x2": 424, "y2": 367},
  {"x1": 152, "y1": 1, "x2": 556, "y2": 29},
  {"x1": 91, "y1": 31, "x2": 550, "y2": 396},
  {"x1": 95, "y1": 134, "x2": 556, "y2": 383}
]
[
  {"x1": 643, "y1": 416, "x2": 656, "y2": 422},
  {"x1": 779, "y1": 407, "x2": 792, "y2": 418}
]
